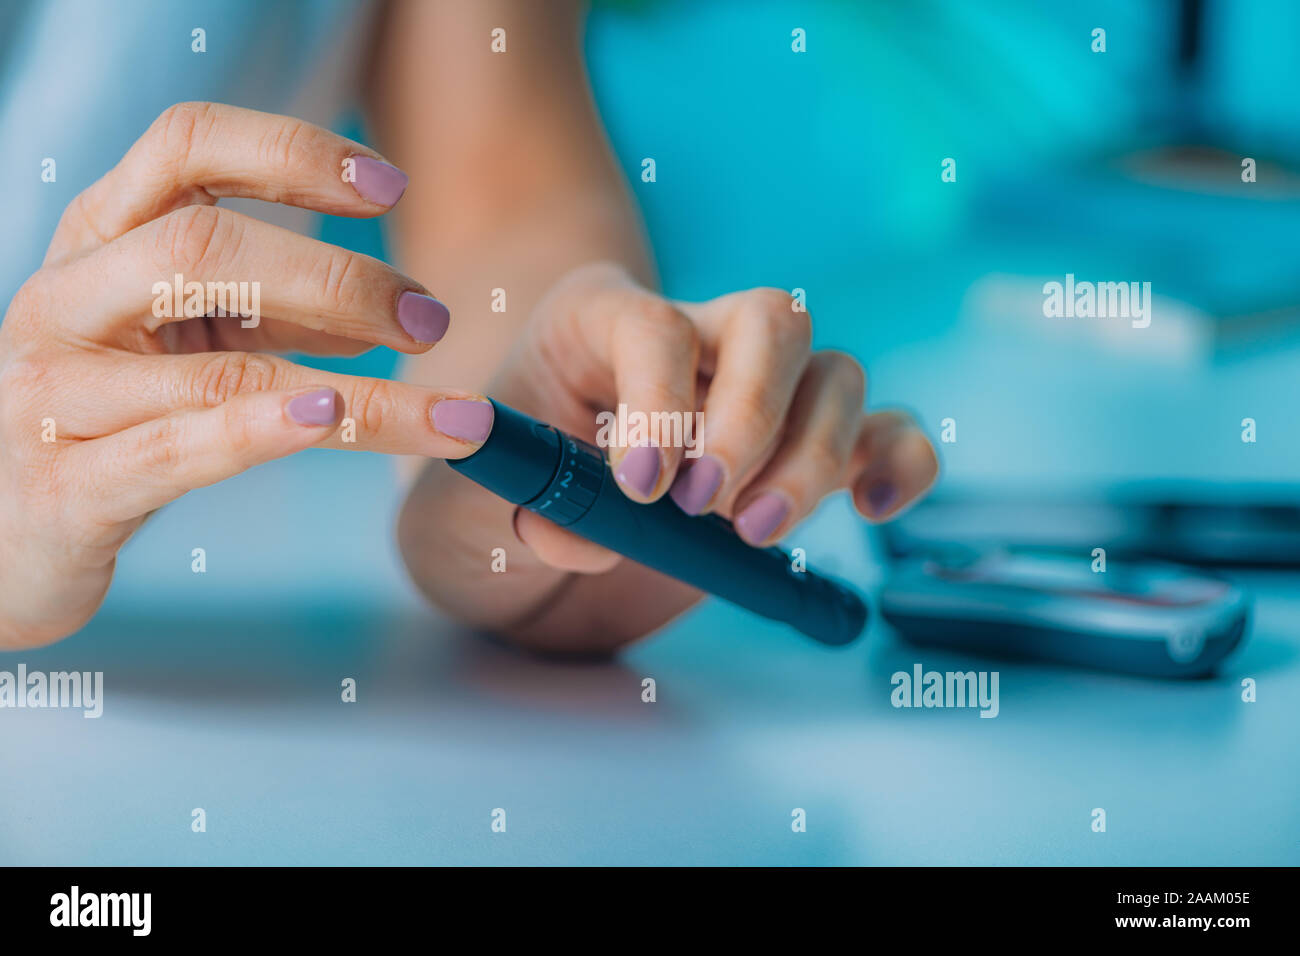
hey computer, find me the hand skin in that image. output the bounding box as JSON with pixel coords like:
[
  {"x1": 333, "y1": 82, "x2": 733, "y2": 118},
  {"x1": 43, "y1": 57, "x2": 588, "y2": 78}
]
[
  {"x1": 0, "y1": 102, "x2": 494, "y2": 650},
  {"x1": 377, "y1": 2, "x2": 939, "y2": 654},
  {"x1": 0, "y1": 7, "x2": 933, "y2": 656},
  {"x1": 375, "y1": 3, "x2": 939, "y2": 654},
  {"x1": 396, "y1": 261, "x2": 939, "y2": 654}
]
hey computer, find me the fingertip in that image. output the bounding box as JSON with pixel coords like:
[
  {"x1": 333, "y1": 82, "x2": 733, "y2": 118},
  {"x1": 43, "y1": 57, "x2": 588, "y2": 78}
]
[
  {"x1": 734, "y1": 491, "x2": 793, "y2": 546},
  {"x1": 347, "y1": 154, "x2": 409, "y2": 208},
  {"x1": 431, "y1": 398, "x2": 494, "y2": 448},
  {"x1": 668, "y1": 454, "x2": 726, "y2": 515},
  {"x1": 919, "y1": 438, "x2": 942, "y2": 487},
  {"x1": 396, "y1": 291, "x2": 450, "y2": 347},
  {"x1": 285, "y1": 387, "x2": 344, "y2": 428},
  {"x1": 851, "y1": 475, "x2": 891, "y2": 522},
  {"x1": 513, "y1": 508, "x2": 622, "y2": 574},
  {"x1": 612, "y1": 445, "x2": 661, "y2": 501}
]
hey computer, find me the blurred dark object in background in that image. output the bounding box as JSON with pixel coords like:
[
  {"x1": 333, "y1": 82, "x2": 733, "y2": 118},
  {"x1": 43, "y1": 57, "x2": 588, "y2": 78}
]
[
  {"x1": 879, "y1": 547, "x2": 1250, "y2": 678},
  {"x1": 881, "y1": 485, "x2": 1300, "y2": 568}
]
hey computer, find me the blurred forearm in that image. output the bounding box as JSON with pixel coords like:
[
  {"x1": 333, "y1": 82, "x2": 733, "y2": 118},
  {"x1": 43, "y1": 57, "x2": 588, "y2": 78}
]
[{"x1": 367, "y1": 0, "x2": 651, "y2": 394}]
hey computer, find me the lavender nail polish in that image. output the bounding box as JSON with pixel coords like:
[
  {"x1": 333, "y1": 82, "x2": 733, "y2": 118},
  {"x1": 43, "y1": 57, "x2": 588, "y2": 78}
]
[
  {"x1": 349, "y1": 155, "x2": 409, "y2": 206},
  {"x1": 669, "y1": 455, "x2": 725, "y2": 515},
  {"x1": 866, "y1": 481, "x2": 898, "y2": 516},
  {"x1": 735, "y1": 493, "x2": 790, "y2": 545},
  {"x1": 615, "y1": 445, "x2": 660, "y2": 497},
  {"x1": 287, "y1": 388, "x2": 342, "y2": 426},
  {"x1": 432, "y1": 399, "x2": 494, "y2": 443},
  {"x1": 397, "y1": 291, "x2": 450, "y2": 344}
]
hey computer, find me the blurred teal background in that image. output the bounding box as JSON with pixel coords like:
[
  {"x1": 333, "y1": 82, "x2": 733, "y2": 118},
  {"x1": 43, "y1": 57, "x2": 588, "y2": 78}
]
[
  {"x1": 328, "y1": 0, "x2": 1300, "y2": 494},
  {"x1": 1, "y1": 0, "x2": 1298, "y2": 866}
]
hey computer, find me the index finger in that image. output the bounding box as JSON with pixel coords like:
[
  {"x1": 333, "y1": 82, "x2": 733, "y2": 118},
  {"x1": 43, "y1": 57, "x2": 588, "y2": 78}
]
[{"x1": 48, "y1": 102, "x2": 409, "y2": 264}]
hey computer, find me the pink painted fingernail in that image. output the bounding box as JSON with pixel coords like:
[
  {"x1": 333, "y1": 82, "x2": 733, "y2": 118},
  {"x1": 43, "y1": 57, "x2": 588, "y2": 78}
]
[
  {"x1": 669, "y1": 455, "x2": 725, "y2": 515},
  {"x1": 287, "y1": 388, "x2": 343, "y2": 426},
  {"x1": 349, "y1": 155, "x2": 409, "y2": 206},
  {"x1": 735, "y1": 493, "x2": 790, "y2": 545},
  {"x1": 432, "y1": 399, "x2": 494, "y2": 443},
  {"x1": 615, "y1": 446, "x2": 660, "y2": 497},
  {"x1": 397, "y1": 291, "x2": 450, "y2": 344},
  {"x1": 866, "y1": 481, "x2": 898, "y2": 516}
]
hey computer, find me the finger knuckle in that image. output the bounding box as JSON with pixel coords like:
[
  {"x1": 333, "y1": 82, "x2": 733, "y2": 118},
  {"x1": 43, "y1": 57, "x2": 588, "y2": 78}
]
[
  {"x1": 55, "y1": 189, "x2": 111, "y2": 249},
  {"x1": 258, "y1": 116, "x2": 314, "y2": 174},
  {"x1": 2, "y1": 272, "x2": 52, "y2": 338},
  {"x1": 819, "y1": 350, "x2": 867, "y2": 403},
  {"x1": 629, "y1": 298, "x2": 699, "y2": 355},
  {"x1": 218, "y1": 400, "x2": 261, "y2": 464},
  {"x1": 347, "y1": 378, "x2": 393, "y2": 438},
  {"x1": 756, "y1": 286, "x2": 798, "y2": 311},
  {"x1": 192, "y1": 352, "x2": 281, "y2": 407},
  {"x1": 150, "y1": 102, "x2": 217, "y2": 163},
  {"x1": 153, "y1": 204, "x2": 232, "y2": 275},
  {"x1": 312, "y1": 247, "x2": 364, "y2": 315},
  {"x1": 134, "y1": 416, "x2": 187, "y2": 474},
  {"x1": 739, "y1": 288, "x2": 812, "y2": 349},
  {"x1": 0, "y1": 353, "x2": 56, "y2": 436}
]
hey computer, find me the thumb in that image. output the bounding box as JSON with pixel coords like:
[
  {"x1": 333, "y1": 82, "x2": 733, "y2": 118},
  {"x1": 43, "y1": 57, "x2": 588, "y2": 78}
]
[{"x1": 512, "y1": 507, "x2": 623, "y2": 575}]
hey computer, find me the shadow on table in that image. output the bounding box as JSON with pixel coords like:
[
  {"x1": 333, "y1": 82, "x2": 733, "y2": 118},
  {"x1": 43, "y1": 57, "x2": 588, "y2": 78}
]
[
  {"x1": 7, "y1": 602, "x2": 663, "y2": 724},
  {"x1": 8, "y1": 589, "x2": 1284, "y2": 746}
]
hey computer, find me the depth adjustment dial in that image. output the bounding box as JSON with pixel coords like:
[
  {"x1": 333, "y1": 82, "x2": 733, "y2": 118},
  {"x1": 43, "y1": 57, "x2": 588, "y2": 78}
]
[{"x1": 526, "y1": 430, "x2": 606, "y2": 526}]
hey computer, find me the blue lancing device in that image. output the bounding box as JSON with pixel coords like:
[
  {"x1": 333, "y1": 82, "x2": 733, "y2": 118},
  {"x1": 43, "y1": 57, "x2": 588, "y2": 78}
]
[{"x1": 448, "y1": 400, "x2": 868, "y2": 646}]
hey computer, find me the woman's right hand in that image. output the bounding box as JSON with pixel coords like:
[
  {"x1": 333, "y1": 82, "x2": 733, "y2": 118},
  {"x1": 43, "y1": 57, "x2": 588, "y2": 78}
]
[{"x1": 0, "y1": 102, "x2": 490, "y2": 649}]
